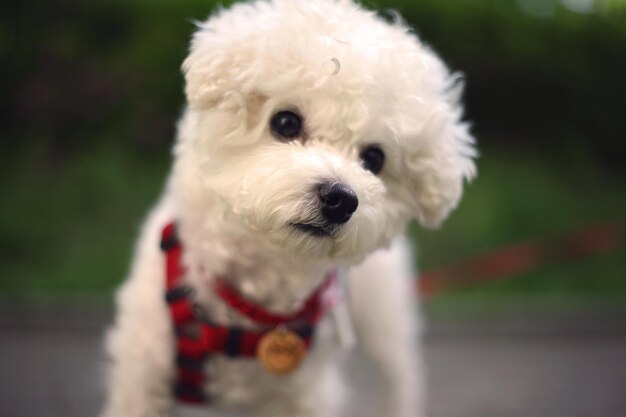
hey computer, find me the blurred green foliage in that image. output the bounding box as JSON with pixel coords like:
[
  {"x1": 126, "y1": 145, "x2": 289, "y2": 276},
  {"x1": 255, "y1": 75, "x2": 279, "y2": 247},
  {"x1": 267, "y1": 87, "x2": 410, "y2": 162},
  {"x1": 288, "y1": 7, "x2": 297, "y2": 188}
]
[{"x1": 1, "y1": 0, "x2": 625, "y2": 299}]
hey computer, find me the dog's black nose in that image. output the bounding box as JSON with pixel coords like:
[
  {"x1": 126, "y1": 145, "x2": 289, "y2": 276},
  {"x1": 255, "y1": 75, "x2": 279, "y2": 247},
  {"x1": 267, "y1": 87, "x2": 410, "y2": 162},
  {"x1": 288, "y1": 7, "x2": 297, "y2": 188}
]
[{"x1": 319, "y1": 181, "x2": 358, "y2": 224}]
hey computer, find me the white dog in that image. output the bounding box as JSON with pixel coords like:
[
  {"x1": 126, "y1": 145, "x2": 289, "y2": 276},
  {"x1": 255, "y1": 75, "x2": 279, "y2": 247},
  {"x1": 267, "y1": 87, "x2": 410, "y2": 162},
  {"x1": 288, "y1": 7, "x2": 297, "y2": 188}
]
[{"x1": 101, "y1": 1, "x2": 476, "y2": 416}]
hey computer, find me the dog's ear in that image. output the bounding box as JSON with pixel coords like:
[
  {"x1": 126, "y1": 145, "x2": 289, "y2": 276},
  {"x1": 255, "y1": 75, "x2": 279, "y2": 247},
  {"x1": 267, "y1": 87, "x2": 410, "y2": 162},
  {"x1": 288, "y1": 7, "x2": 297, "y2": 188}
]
[
  {"x1": 182, "y1": 23, "x2": 256, "y2": 109},
  {"x1": 405, "y1": 77, "x2": 477, "y2": 229}
]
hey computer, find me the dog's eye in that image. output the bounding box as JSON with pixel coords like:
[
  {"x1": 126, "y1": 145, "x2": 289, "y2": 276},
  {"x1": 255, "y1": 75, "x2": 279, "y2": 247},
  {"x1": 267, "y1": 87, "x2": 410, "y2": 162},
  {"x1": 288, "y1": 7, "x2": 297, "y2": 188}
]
[
  {"x1": 270, "y1": 111, "x2": 302, "y2": 140},
  {"x1": 360, "y1": 145, "x2": 385, "y2": 174}
]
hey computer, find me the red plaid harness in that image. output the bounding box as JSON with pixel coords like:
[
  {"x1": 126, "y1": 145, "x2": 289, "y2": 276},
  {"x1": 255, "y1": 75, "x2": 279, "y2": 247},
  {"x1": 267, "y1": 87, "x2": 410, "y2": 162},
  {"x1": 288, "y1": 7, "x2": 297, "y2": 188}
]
[{"x1": 161, "y1": 222, "x2": 335, "y2": 404}]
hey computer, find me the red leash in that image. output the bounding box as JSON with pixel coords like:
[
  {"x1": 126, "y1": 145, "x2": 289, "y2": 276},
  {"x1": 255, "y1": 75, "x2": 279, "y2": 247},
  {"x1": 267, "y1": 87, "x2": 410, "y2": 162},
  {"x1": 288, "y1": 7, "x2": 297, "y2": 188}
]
[{"x1": 420, "y1": 220, "x2": 625, "y2": 296}]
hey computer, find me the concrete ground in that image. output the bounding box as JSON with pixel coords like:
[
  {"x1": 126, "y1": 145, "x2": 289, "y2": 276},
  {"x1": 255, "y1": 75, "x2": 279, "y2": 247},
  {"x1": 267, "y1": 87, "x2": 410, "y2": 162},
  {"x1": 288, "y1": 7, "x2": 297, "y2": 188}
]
[{"x1": 1, "y1": 302, "x2": 625, "y2": 417}]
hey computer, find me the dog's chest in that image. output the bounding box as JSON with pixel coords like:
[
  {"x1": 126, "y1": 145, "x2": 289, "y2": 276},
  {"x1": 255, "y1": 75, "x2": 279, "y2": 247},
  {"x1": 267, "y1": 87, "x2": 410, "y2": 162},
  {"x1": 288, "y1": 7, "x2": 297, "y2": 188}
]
[{"x1": 165, "y1": 230, "x2": 347, "y2": 408}]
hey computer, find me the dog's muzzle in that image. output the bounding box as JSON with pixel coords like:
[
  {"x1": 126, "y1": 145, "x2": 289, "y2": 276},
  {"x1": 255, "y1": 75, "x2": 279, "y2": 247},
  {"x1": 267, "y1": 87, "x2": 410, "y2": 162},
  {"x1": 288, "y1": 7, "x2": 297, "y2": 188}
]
[{"x1": 292, "y1": 181, "x2": 358, "y2": 237}]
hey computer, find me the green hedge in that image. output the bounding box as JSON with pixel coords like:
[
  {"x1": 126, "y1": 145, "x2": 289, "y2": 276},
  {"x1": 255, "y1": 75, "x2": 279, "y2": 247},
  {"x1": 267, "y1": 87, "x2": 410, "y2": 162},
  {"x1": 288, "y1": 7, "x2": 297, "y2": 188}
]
[{"x1": 1, "y1": 0, "x2": 624, "y2": 299}]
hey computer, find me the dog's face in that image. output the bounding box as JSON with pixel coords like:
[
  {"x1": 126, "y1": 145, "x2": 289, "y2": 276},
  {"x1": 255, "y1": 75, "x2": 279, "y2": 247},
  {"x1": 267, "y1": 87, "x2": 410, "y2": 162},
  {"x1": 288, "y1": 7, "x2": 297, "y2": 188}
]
[{"x1": 173, "y1": 0, "x2": 476, "y2": 263}]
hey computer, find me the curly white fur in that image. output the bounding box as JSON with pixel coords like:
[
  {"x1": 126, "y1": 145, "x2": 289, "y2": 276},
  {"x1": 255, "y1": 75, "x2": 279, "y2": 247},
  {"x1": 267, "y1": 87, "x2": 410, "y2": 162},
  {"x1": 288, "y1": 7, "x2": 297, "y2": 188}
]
[{"x1": 101, "y1": 1, "x2": 476, "y2": 416}]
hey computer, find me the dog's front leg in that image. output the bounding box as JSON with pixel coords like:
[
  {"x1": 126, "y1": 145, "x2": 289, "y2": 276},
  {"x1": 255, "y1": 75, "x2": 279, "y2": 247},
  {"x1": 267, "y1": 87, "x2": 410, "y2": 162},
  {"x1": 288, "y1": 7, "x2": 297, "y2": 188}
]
[
  {"x1": 101, "y1": 207, "x2": 177, "y2": 417},
  {"x1": 254, "y1": 360, "x2": 343, "y2": 417},
  {"x1": 101, "y1": 311, "x2": 175, "y2": 417},
  {"x1": 347, "y1": 237, "x2": 425, "y2": 417}
]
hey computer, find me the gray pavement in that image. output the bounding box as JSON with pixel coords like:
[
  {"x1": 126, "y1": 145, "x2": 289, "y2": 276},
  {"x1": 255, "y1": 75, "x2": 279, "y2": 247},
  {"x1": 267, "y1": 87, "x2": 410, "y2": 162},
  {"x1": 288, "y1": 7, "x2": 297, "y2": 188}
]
[{"x1": 1, "y1": 302, "x2": 626, "y2": 417}]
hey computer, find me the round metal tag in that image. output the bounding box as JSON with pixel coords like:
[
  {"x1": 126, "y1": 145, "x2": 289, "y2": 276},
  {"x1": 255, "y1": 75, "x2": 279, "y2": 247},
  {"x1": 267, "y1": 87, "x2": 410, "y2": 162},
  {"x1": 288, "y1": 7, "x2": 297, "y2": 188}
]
[{"x1": 257, "y1": 328, "x2": 306, "y2": 374}]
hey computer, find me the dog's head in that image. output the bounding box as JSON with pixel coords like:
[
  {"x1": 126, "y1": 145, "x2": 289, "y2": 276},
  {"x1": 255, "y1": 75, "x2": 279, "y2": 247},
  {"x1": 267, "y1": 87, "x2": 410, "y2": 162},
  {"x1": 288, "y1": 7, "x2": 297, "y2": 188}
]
[{"x1": 173, "y1": 0, "x2": 476, "y2": 263}]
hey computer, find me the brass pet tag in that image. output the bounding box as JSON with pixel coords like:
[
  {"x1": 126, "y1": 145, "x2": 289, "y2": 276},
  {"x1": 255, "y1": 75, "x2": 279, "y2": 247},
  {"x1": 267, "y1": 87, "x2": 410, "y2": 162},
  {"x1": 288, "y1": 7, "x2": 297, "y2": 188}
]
[{"x1": 257, "y1": 327, "x2": 306, "y2": 374}]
